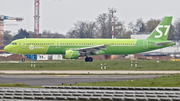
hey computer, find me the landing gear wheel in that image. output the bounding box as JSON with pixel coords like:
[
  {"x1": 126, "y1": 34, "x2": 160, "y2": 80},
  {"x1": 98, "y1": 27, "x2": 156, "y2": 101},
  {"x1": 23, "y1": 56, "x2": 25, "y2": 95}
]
[
  {"x1": 22, "y1": 58, "x2": 25, "y2": 62},
  {"x1": 89, "y1": 57, "x2": 93, "y2": 62},
  {"x1": 85, "y1": 57, "x2": 88, "y2": 62},
  {"x1": 85, "y1": 57, "x2": 93, "y2": 62}
]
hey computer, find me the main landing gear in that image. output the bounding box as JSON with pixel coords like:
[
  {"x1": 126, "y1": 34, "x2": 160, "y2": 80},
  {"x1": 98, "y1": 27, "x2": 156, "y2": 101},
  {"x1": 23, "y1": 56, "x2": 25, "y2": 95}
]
[
  {"x1": 22, "y1": 55, "x2": 25, "y2": 62},
  {"x1": 85, "y1": 57, "x2": 93, "y2": 62}
]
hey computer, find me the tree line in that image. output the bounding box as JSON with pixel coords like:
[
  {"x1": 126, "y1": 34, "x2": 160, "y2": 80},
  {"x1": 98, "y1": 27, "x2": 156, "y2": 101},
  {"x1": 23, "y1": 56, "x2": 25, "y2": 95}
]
[{"x1": 4, "y1": 13, "x2": 180, "y2": 45}]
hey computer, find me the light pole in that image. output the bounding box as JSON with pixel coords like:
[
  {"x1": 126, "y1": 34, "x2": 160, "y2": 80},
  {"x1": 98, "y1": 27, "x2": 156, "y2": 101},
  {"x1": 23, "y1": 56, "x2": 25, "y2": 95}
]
[{"x1": 108, "y1": 8, "x2": 117, "y2": 39}]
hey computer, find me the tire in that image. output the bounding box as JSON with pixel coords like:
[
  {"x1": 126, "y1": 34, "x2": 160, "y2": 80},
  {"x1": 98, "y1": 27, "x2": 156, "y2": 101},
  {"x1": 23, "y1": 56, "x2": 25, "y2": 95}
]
[
  {"x1": 22, "y1": 58, "x2": 25, "y2": 62},
  {"x1": 89, "y1": 57, "x2": 93, "y2": 62},
  {"x1": 85, "y1": 57, "x2": 88, "y2": 62}
]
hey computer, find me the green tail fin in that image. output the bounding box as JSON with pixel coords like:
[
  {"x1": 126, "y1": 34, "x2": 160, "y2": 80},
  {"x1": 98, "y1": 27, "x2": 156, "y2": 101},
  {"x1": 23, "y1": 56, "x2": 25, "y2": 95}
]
[{"x1": 147, "y1": 16, "x2": 173, "y2": 40}]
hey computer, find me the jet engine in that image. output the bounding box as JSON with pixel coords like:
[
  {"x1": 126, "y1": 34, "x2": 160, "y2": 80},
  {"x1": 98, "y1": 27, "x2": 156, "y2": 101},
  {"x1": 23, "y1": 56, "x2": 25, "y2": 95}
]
[{"x1": 63, "y1": 50, "x2": 80, "y2": 59}]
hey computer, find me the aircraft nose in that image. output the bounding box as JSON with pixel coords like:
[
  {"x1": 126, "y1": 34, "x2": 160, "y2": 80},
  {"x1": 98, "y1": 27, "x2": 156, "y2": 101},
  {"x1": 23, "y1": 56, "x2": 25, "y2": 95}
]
[{"x1": 4, "y1": 45, "x2": 10, "y2": 53}]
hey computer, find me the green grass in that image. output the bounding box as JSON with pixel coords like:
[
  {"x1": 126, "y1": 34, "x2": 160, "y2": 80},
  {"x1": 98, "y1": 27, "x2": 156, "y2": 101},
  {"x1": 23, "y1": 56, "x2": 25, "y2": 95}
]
[
  {"x1": 0, "y1": 60, "x2": 180, "y2": 70},
  {"x1": 0, "y1": 83, "x2": 30, "y2": 87},
  {"x1": 58, "y1": 75, "x2": 180, "y2": 87}
]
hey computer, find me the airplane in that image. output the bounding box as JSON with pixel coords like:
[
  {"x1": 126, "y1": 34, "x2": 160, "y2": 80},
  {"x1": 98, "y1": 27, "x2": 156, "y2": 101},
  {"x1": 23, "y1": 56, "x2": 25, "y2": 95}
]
[{"x1": 4, "y1": 16, "x2": 175, "y2": 62}]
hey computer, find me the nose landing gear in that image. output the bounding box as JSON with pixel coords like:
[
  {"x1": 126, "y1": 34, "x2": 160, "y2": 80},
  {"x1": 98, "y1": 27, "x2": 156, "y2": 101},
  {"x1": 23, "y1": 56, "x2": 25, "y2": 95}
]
[{"x1": 22, "y1": 55, "x2": 25, "y2": 62}]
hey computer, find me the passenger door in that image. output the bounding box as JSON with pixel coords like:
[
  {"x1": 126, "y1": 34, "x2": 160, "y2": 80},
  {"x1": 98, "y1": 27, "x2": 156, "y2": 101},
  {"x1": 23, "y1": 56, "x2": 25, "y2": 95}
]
[
  {"x1": 56, "y1": 40, "x2": 60, "y2": 49},
  {"x1": 21, "y1": 39, "x2": 26, "y2": 49},
  {"x1": 143, "y1": 40, "x2": 148, "y2": 49},
  {"x1": 98, "y1": 41, "x2": 102, "y2": 45}
]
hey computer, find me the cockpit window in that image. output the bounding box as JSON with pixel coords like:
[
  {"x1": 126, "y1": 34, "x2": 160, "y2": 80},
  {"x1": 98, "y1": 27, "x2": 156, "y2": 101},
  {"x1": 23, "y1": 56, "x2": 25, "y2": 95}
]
[{"x1": 10, "y1": 42, "x2": 17, "y2": 45}]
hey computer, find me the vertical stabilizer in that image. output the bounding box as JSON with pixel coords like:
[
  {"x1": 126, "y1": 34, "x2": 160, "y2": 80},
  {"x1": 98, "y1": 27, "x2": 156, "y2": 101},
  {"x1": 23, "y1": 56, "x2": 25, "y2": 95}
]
[{"x1": 147, "y1": 16, "x2": 172, "y2": 40}]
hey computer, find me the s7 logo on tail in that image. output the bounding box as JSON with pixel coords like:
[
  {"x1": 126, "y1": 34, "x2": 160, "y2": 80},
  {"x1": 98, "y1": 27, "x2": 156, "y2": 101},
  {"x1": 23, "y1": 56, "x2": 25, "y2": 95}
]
[{"x1": 155, "y1": 25, "x2": 170, "y2": 38}]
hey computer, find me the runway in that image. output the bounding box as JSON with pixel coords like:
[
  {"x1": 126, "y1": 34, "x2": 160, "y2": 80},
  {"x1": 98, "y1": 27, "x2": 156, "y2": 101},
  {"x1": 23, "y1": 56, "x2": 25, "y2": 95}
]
[
  {"x1": 0, "y1": 70, "x2": 179, "y2": 74},
  {"x1": 0, "y1": 75, "x2": 164, "y2": 86}
]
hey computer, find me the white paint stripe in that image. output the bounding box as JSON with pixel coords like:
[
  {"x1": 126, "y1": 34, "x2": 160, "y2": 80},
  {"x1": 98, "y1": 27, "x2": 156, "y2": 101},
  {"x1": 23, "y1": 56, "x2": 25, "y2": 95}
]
[{"x1": 0, "y1": 71, "x2": 179, "y2": 74}]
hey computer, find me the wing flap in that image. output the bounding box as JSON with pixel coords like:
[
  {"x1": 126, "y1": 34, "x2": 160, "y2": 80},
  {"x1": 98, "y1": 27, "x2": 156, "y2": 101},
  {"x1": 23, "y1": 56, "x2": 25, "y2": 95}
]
[
  {"x1": 72, "y1": 44, "x2": 109, "y2": 51},
  {"x1": 72, "y1": 44, "x2": 109, "y2": 55}
]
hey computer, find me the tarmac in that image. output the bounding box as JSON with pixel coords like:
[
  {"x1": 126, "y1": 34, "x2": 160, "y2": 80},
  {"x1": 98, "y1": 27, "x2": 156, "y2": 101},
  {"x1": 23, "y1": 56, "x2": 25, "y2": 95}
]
[{"x1": 0, "y1": 75, "x2": 164, "y2": 86}]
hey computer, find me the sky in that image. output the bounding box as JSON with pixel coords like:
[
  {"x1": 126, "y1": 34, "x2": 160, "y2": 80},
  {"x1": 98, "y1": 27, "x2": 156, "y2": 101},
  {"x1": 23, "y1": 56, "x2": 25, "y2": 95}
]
[{"x1": 0, "y1": 0, "x2": 180, "y2": 35}]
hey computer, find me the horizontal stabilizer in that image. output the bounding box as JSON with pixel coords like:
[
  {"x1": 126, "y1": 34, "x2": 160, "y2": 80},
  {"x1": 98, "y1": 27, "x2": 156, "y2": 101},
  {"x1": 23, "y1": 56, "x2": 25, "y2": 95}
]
[{"x1": 155, "y1": 42, "x2": 174, "y2": 47}]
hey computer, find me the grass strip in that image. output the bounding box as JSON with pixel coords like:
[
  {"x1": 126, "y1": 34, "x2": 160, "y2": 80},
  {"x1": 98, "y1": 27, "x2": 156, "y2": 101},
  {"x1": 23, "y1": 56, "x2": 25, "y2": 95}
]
[
  {"x1": 58, "y1": 75, "x2": 180, "y2": 87},
  {"x1": 0, "y1": 60, "x2": 180, "y2": 70},
  {"x1": 0, "y1": 83, "x2": 30, "y2": 87}
]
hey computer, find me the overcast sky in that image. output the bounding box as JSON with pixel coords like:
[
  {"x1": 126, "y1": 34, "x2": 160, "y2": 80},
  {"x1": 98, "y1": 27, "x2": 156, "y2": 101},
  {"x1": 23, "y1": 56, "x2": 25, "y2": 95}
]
[{"x1": 1, "y1": 0, "x2": 180, "y2": 35}]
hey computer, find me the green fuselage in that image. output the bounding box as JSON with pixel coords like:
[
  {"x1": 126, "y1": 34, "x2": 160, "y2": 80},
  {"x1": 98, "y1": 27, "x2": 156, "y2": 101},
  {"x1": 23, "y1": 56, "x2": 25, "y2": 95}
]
[{"x1": 4, "y1": 38, "x2": 174, "y2": 55}]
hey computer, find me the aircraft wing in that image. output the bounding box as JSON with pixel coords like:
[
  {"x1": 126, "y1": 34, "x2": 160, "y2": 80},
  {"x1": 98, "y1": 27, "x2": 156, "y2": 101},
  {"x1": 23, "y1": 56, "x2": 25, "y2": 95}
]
[
  {"x1": 155, "y1": 42, "x2": 174, "y2": 47},
  {"x1": 72, "y1": 44, "x2": 109, "y2": 55}
]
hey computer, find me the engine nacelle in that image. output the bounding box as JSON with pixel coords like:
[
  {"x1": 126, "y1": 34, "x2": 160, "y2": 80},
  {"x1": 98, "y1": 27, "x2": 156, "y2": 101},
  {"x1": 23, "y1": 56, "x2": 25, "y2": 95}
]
[{"x1": 63, "y1": 50, "x2": 80, "y2": 59}]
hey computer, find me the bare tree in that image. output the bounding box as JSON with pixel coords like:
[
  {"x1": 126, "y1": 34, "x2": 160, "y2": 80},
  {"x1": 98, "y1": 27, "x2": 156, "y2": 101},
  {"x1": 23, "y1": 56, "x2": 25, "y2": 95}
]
[
  {"x1": 173, "y1": 18, "x2": 180, "y2": 40},
  {"x1": 40, "y1": 30, "x2": 65, "y2": 38},
  {"x1": 67, "y1": 21, "x2": 97, "y2": 38},
  {"x1": 96, "y1": 13, "x2": 112, "y2": 38},
  {"x1": 115, "y1": 21, "x2": 126, "y2": 38},
  {"x1": 145, "y1": 18, "x2": 160, "y2": 32}
]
